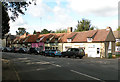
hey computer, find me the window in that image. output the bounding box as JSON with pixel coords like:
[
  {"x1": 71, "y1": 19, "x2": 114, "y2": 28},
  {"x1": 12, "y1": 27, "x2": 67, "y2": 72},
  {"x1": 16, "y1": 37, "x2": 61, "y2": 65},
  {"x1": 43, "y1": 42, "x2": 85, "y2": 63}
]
[
  {"x1": 74, "y1": 49, "x2": 79, "y2": 51},
  {"x1": 97, "y1": 48, "x2": 100, "y2": 54},
  {"x1": 40, "y1": 36, "x2": 45, "y2": 41},
  {"x1": 87, "y1": 38, "x2": 92, "y2": 42},
  {"x1": 117, "y1": 48, "x2": 120, "y2": 51},
  {"x1": 80, "y1": 49, "x2": 84, "y2": 52},
  {"x1": 67, "y1": 39, "x2": 72, "y2": 42},
  {"x1": 116, "y1": 39, "x2": 120, "y2": 42},
  {"x1": 67, "y1": 48, "x2": 71, "y2": 51}
]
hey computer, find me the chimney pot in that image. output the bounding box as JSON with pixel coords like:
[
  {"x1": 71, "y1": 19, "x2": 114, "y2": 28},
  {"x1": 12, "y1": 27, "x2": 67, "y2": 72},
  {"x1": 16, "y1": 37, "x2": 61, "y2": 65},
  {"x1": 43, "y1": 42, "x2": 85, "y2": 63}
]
[{"x1": 67, "y1": 27, "x2": 72, "y2": 33}]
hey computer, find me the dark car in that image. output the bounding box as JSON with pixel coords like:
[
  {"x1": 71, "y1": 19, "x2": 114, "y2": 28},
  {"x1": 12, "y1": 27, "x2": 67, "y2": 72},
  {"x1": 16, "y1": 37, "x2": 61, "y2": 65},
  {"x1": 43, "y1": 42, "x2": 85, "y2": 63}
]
[
  {"x1": 14, "y1": 47, "x2": 20, "y2": 53},
  {"x1": 3, "y1": 47, "x2": 12, "y2": 52},
  {"x1": 61, "y1": 48, "x2": 85, "y2": 59},
  {"x1": 18, "y1": 48, "x2": 28, "y2": 53},
  {"x1": 0, "y1": 47, "x2": 4, "y2": 52},
  {"x1": 28, "y1": 47, "x2": 41, "y2": 55},
  {"x1": 10, "y1": 47, "x2": 16, "y2": 52}
]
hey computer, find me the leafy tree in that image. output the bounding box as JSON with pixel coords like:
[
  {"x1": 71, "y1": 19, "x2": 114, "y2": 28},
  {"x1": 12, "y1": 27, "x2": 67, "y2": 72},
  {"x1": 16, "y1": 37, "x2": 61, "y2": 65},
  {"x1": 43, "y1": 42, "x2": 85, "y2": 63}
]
[
  {"x1": 1, "y1": 1, "x2": 36, "y2": 38},
  {"x1": 49, "y1": 30, "x2": 55, "y2": 33},
  {"x1": 33, "y1": 30, "x2": 37, "y2": 34},
  {"x1": 1, "y1": 3, "x2": 10, "y2": 39},
  {"x1": 117, "y1": 26, "x2": 120, "y2": 31},
  {"x1": 16, "y1": 27, "x2": 29, "y2": 35},
  {"x1": 56, "y1": 29, "x2": 67, "y2": 33},
  {"x1": 2, "y1": 1, "x2": 36, "y2": 21},
  {"x1": 75, "y1": 19, "x2": 95, "y2": 32},
  {"x1": 40, "y1": 29, "x2": 50, "y2": 34}
]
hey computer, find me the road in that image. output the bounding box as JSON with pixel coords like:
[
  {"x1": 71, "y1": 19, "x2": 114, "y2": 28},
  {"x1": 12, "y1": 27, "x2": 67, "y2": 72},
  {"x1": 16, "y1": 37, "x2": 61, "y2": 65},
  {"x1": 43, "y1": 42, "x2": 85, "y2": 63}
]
[{"x1": 2, "y1": 52, "x2": 119, "y2": 81}]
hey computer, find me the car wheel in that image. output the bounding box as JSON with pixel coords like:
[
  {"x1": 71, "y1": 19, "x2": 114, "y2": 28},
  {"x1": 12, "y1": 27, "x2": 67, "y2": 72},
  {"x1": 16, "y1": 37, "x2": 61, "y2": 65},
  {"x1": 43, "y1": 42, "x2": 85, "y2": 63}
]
[
  {"x1": 35, "y1": 52, "x2": 38, "y2": 55},
  {"x1": 52, "y1": 53, "x2": 55, "y2": 57},
  {"x1": 79, "y1": 56, "x2": 83, "y2": 59},
  {"x1": 73, "y1": 55, "x2": 76, "y2": 58},
  {"x1": 68, "y1": 56, "x2": 71, "y2": 58},
  {"x1": 59, "y1": 55, "x2": 61, "y2": 57}
]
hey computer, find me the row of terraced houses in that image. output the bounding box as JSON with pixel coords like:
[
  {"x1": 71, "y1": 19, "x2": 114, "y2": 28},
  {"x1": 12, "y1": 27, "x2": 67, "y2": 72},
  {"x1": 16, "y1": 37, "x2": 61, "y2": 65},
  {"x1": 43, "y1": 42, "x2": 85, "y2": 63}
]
[{"x1": 10, "y1": 27, "x2": 117, "y2": 58}]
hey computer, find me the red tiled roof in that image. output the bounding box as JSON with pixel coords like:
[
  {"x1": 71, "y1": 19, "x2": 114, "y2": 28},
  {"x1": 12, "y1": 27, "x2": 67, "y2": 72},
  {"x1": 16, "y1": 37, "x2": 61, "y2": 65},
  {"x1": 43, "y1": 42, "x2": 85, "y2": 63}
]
[
  {"x1": 113, "y1": 31, "x2": 120, "y2": 39},
  {"x1": 25, "y1": 35, "x2": 38, "y2": 43},
  {"x1": 50, "y1": 33, "x2": 65, "y2": 42},
  {"x1": 13, "y1": 28, "x2": 112, "y2": 43},
  {"x1": 72, "y1": 29, "x2": 110, "y2": 42}
]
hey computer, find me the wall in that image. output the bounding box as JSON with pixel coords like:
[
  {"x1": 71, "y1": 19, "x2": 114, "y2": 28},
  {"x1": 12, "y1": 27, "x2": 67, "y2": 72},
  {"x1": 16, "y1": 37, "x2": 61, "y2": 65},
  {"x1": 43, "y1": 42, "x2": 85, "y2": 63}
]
[
  {"x1": 2, "y1": 39, "x2": 6, "y2": 47},
  {"x1": 32, "y1": 42, "x2": 45, "y2": 51},
  {"x1": 63, "y1": 43, "x2": 105, "y2": 58}
]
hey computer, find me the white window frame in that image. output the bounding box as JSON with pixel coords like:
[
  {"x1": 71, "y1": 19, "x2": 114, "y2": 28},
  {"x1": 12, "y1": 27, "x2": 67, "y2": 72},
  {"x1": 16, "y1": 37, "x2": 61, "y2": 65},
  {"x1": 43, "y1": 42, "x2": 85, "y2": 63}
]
[
  {"x1": 87, "y1": 38, "x2": 92, "y2": 42},
  {"x1": 67, "y1": 39, "x2": 72, "y2": 42},
  {"x1": 116, "y1": 39, "x2": 120, "y2": 42}
]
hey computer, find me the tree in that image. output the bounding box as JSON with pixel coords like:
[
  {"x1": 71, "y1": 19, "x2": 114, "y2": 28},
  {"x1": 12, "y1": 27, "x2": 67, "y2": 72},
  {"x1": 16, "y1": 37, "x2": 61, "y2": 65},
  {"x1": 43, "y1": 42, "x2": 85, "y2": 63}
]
[
  {"x1": 75, "y1": 19, "x2": 95, "y2": 32},
  {"x1": 16, "y1": 27, "x2": 29, "y2": 35},
  {"x1": 40, "y1": 29, "x2": 50, "y2": 34},
  {"x1": 2, "y1": 1, "x2": 36, "y2": 21},
  {"x1": 117, "y1": 26, "x2": 120, "y2": 31},
  {"x1": 1, "y1": 3, "x2": 10, "y2": 39},
  {"x1": 1, "y1": 1, "x2": 36, "y2": 38},
  {"x1": 56, "y1": 29, "x2": 67, "y2": 33},
  {"x1": 49, "y1": 30, "x2": 55, "y2": 33},
  {"x1": 33, "y1": 30, "x2": 37, "y2": 34}
]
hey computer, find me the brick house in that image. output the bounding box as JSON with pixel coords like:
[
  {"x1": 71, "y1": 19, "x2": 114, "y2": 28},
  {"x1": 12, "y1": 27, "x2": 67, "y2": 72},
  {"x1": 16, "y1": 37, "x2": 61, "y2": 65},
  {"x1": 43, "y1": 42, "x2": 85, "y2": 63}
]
[
  {"x1": 13, "y1": 27, "x2": 115, "y2": 58},
  {"x1": 113, "y1": 31, "x2": 120, "y2": 52}
]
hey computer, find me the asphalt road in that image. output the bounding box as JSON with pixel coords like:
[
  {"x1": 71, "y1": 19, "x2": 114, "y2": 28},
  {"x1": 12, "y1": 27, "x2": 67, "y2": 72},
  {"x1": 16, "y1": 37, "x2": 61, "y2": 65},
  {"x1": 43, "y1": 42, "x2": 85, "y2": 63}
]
[{"x1": 2, "y1": 52, "x2": 119, "y2": 81}]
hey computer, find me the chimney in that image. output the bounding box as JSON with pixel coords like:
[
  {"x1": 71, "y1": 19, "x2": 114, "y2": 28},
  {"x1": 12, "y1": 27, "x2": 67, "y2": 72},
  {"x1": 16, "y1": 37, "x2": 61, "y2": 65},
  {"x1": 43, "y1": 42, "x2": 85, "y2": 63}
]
[
  {"x1": 36, "y1": 32, "x2": 40, "y2": 36},
  {"x1": 23, "y1": 32, "x2": 26, "y2": 38},
  {"x1": 67, "y1": 27, "x2": 72, "y2": 33},
  {"x1": 106, "y1": 27, "x2": 112, "y2": 31}
]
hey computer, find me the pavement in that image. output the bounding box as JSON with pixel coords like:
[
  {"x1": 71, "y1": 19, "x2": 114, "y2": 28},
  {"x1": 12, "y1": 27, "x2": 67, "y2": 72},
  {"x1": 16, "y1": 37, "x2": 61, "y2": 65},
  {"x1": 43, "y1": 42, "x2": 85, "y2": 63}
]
[
  {"x1": 2, "y1": 52, "x2": 120, "y2": 81},
  {"x1": 2, "y1": 59, "x2": 20, "y2": 81}
]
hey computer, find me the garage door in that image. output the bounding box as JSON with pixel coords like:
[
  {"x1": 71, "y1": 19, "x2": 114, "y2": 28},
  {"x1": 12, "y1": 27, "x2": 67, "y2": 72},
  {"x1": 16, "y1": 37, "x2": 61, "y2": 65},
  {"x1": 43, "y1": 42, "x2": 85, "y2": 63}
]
[{"x1": 88, "y1": 44, "x2": 100, "y2": 57}]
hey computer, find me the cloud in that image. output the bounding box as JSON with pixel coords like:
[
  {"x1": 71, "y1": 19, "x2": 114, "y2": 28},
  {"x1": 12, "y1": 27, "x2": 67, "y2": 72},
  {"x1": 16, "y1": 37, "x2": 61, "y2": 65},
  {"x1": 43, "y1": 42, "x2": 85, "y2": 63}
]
[
  {"x1": 8, "y1": 0, "x2": 118, "y2": 35},
  {"x1": 9, "y1": 16, "x2": 28, "y2": 35},
  {"x1": 67, "y1": 0, "x2": 119, "y2": 17},
  {"x1": 27, "y1": 0, "x2": 53, "y2": 17}
]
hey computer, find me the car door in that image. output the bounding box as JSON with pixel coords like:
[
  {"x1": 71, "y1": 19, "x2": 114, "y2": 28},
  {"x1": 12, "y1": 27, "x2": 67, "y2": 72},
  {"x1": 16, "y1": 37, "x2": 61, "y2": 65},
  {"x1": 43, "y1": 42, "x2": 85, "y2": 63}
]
[{"x1": 66, "y1": 48, "x2": 71, "y2": 56}]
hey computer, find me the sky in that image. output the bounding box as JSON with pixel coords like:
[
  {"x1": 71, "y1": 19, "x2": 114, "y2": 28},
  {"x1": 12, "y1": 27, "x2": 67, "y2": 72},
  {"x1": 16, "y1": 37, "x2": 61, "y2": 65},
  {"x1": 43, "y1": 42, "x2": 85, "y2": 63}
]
[{"x1": 9, "y1": 0, "x2": 119, "y2": 35}]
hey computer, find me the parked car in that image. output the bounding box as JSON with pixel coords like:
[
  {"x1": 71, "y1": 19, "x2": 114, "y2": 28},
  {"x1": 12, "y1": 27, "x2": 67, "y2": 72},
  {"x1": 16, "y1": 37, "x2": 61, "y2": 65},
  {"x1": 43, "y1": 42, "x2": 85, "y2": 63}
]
[
  {"x1": 61, "y1": 48, "x2": 85, "y2": 59},
  {"x1": 14, "y1": 47, "x2": 20, "y2": 53},
  {"x1": 48, "y1": 50, "x2": 62, "y2": 57},
  {"x1": 18, "y1": 48, "x2": 28, "y2": 53},
  {"x1": 42, "y1": 49, "x2": 51, "y2": 56},
  {"x1": 2, "y1": 47, "x2": 12, "y2": 52},
  {"x1": 10, "y1": 47, "x2": 16, "y2": 52},
  {"x1": 0, "y1": 46, "x2": 4, "y2": 52},
  {"x1": 28, "y1": 47, "x2": 41, "y2": 55}
]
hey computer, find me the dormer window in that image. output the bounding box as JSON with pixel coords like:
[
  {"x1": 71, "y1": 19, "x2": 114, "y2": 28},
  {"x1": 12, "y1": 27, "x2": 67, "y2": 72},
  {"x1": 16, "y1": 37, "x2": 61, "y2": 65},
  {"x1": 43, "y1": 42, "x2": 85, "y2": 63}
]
[
  {"x1": 46, "y1": 38, "x2": 49, "y2": 43},
  {"x1": 55, "y1": 38, "x2": 58, "y2": 43},
  {"x1": 40, "y1": 36, "x2": 45, "y2": 41},
  {"x1": 87, "y1": 38, "x2": 92, "y2": 42},
  {"x1": 67, "y1": 39, "x2": 72, "y2": 42}
]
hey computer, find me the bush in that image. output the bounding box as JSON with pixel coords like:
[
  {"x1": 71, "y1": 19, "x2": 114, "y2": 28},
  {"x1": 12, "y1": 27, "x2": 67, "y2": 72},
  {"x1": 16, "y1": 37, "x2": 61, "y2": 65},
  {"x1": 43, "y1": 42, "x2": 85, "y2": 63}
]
[{"x1": 108, "y1": 53, "x2": 112, "y2": 58}]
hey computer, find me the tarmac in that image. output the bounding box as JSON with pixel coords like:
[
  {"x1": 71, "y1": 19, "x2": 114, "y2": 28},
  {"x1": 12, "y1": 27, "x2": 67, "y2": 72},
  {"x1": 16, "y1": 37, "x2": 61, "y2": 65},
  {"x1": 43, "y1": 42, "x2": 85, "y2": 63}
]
[{"x1": 2, "y1": 59, "x2": 19, "y2": 81}]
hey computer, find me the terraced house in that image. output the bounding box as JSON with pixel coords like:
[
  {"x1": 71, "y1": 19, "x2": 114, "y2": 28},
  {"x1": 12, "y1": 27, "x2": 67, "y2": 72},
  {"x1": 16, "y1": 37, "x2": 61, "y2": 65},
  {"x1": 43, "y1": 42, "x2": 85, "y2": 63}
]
[
  {"x1": 13, "y1": 27, "x2": 115, "y2": 58},
  {"x1": 113, "y1": 31, "x2": 120, "y2": 52}
]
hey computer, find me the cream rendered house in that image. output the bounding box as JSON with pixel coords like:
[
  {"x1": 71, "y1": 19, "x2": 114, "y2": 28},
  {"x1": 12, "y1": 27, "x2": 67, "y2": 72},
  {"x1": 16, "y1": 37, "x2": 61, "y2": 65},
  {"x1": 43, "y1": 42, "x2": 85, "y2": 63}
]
[{"x1": 61, "y1": 27, "x2": 115, "y2": 58}]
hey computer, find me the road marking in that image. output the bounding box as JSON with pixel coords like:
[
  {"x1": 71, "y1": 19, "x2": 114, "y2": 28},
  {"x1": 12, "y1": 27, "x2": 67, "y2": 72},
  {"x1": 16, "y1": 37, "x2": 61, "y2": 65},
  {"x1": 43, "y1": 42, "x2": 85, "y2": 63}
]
[
  {"x1": 51, "y1": 63, "x2": 61, "y2": 67},
  {"x1": 70, "y1": 70, "x2": 105, "y2": 81}
]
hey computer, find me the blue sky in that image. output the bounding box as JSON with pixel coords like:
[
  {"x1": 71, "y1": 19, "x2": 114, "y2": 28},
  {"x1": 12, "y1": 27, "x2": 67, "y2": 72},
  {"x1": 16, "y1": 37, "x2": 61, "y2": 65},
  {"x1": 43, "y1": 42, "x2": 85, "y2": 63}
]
[{"x1": 9, "y1": 0, "x2": 119, "y2": 35}]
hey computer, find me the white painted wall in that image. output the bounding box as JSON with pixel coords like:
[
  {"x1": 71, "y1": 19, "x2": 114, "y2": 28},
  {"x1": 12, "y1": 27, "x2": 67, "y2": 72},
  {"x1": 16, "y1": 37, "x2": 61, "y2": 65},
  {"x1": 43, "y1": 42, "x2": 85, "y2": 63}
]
[
  {"x1": 63, "y1": 43, "x2": 105, "y2": 58},
  {"x1": 116, "y1": 46, "x2": 120, "y2": 52}
]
